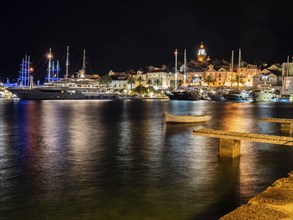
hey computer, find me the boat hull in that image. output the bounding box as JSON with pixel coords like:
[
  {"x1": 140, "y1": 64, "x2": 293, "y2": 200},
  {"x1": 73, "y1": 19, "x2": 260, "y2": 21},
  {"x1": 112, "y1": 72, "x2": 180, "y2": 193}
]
[
  {"x1": 167, "y1": 91, "x2": 200, "y2": 101},
  {"x1": 7, "y1": 87, "x2": 120, "y2": 100},
  {"x1": 251, "y1": 90, "x2": 277, "y2": 102},
  {"x1": 163, "y1": 112, "x2": 211, "y2": 123}
]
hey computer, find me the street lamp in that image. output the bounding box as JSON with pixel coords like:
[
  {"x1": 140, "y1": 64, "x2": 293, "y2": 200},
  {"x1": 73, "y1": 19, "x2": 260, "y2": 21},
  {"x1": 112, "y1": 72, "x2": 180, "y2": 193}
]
[
  {"x1": 29, "y1": 66, "x2": 34, "y2": 89},
  {"x1": 47, "y1": 48, "x2": 52, "y2": 82}
]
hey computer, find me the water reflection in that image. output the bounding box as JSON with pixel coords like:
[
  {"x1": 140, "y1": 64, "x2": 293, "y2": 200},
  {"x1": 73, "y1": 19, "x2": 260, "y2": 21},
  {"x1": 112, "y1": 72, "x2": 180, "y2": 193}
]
[{"x1": 0, "y1": 100, "x2": 293, "y2": 220}]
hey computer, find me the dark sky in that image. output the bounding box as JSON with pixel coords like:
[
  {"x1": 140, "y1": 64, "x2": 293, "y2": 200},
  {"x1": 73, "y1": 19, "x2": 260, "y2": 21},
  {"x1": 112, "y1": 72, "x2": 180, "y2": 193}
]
[{"x1": 0, "y1": 0, "x2": 292, "y2": 81}]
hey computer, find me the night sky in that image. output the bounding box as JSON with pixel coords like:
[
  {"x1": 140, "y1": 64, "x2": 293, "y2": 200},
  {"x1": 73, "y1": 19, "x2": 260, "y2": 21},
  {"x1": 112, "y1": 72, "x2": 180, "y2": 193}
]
[{"x1": 0, "y1": 0, "x2": 292, "y2": 81}]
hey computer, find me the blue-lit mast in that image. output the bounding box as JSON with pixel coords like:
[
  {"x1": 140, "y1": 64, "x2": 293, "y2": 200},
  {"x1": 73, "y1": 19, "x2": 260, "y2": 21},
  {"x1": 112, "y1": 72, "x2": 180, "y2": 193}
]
[
  {"x1": 18, "y1": 55, "x2": 31, "y2": 87},
  {"x1": 27, "y1": 55, "x2": 30, "y2": 87}
]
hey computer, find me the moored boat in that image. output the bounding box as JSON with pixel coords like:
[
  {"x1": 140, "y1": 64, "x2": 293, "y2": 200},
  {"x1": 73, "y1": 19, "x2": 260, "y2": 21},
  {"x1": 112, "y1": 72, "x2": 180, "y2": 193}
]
[
  {"x1": 166, "y1": 90, "x2": 200, "y2": 101},
  {"x1": 163, "y1": 112, "x2": 211, "y2": 123},
  {"x1": 222, "y1": 89, "x2": 250, "y2": 101},
  {"x1": 7, "y1": 47, "x2": 121, "y2": 100},
  {"x1": 250, "y1": 84, "x2": 278, "y2": 102},
  {"x1": 7, "y1": 81, "x2": 121, "y2": 100}
]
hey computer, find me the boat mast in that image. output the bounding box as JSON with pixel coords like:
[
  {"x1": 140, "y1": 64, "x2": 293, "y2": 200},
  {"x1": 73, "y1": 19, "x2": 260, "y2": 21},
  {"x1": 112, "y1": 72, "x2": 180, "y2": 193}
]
[
  {"x1": 24, "y1": 55, "x2": 31, "y2": 87},
  {"x1": 282, "y1": 55, "x2": 290, "y2": 95},
  {"x1": 238, "y1": 48, "x2": 242, "y2": 68},
  {"x1": 25, "y1": 55, "x2": 30, "y2": 87},
  {"x1": 288, "y1": 55, "x2": 291, "y2": 90},
  {"x1": 52, "y1": 61, "x2": 55, "y2": 80},
  {"x1": 78, "y1": 49, "x2": 86, "y2": 78},
  {"x1": 237, "y1": 48, "x2": 241, "y2": 90},
  {"x1": 65, "y1": 46, "x2": 69, "y2": 79},
  {"x1": 56, "y1": 60, "x2": 60, "y2": 80},
  {"x1": 230, "y1": 50, "x2": 234, "y2": 88},
  {"x1": 82, "y1": 49, "x2": 86, "y2": 70},
  {"x1": 183, "y1": 49, "x2": 186, "y2": 86},
  {"x1": 19, "y1": 55, "x2": 31, "y2": 87},
  {"x1": 174, "y1": 49, "x2": 178, "y2": 90}
]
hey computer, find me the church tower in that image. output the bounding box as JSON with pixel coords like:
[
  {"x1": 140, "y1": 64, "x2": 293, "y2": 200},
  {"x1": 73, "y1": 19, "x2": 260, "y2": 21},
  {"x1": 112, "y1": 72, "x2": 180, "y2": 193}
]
[{"x1": 197, "y1": 41, "x2": 206, "y2": 62}]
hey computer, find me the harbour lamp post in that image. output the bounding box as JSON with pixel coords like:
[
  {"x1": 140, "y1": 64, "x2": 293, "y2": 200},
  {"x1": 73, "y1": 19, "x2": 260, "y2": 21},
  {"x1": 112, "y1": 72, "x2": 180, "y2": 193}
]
[
  {"x1": 47, "y1": 48, "x2": 53, "y2": 82},
  {"x1": 29, "y1": 67, "x2": 34, "y2": 89}
]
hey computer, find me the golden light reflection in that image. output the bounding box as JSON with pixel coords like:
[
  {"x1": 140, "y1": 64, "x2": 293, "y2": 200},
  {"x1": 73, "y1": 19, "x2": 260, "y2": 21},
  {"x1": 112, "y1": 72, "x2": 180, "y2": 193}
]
[
  {"x1": 213, "y1": 102, "x2": 280, "y2": 202},
  {"x1": 217, "y1": 102, "x2": 256, "y2": 132}
]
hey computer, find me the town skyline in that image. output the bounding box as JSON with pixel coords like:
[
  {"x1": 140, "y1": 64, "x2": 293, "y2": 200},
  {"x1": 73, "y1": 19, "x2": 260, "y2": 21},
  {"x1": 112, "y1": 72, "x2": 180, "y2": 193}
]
[{"x1": 2, "y1": 43, "x2": 291, "y2": 83}]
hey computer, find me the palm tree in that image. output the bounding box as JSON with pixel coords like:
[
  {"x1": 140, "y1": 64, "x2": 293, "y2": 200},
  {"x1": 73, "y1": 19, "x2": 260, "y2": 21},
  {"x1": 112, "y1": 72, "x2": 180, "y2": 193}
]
[
  {"x1": 137, "y1": 76, "x2": 144, "y2": 86},
  {"x1": 147, "y1": 78, "x2": 152, "y2": 93},
  {"x1": 99, "y1": 75, "x2": 112, "y2": 88},
  {"x1": 154, "y1": 78, "x2": 162, "y2": 89},
  {"x1": 206, "y1": 75, "x2": 215, "y2": 87},
  {"x1": 127, "y1": 75, "x2": 136, "y2": 90}
]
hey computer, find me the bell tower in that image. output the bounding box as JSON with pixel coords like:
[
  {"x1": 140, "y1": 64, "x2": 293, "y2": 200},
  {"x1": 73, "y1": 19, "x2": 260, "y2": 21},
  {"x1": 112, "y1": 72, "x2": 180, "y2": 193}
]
[{"x1": 197, "y1": 41, "x2": 206, "y2": 62}]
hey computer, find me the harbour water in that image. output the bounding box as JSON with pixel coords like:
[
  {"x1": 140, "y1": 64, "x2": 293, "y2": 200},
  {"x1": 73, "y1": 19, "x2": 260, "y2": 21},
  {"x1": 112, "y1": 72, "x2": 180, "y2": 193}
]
[{"x1": 1, "y1": 99, "x2": 293, "y2": 220}]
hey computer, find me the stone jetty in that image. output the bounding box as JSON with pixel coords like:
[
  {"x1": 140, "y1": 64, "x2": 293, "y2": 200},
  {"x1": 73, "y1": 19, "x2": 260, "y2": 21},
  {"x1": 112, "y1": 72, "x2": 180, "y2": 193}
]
[{"x1": 220, "y1": 171, "x2": 293, "y2": 220}]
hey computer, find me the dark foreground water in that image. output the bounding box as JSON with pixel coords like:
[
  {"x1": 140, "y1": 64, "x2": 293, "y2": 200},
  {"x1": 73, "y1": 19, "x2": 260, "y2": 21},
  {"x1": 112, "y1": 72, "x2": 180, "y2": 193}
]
[{"x1": 1, "y1": 99, "x2": 293, "y2": 220}]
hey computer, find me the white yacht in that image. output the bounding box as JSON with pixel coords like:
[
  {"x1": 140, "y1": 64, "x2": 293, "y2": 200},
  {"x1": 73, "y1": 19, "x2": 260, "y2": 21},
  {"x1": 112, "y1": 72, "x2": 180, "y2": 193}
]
[{"x1": 250, "y1": 84, "x2": 278, "y2": 102}]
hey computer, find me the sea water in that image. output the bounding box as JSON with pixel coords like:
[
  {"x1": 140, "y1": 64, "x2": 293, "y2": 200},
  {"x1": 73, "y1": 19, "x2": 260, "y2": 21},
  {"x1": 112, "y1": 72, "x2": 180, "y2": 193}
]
[{"x1": 1, "y1": 100, "x2": 293, "y2": 220}]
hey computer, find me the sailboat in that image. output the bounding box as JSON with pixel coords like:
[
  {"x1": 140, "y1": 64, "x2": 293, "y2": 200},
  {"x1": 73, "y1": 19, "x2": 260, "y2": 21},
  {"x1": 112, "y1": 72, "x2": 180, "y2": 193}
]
[
  {"x1": 7, "y1": 46, "x2": 121, "y2": 100},
  {"x1": 166, "y1": 49, "x2": 201, "y2": 101},
  {"x1": 222, "y1": 49, "x2": 250, "y2": 101}
]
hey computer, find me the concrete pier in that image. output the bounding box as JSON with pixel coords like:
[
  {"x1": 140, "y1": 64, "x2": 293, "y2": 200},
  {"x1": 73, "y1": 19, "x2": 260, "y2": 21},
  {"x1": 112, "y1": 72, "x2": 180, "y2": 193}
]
[
  {"x1": 220, "y1": 171, "x2": 293, "y2": 220},
  {"x1": 193, "y1": 128, "x2": 293, "y2": 158},
  {"x1": 219, "y1": 138, "x2": 240, "y2": 158},
  {"x1": 258, "y1": 117, "x2": 293, "y2": 134},
  {"x1": 280, "y1": 123, "x2": 293, "y2": 134}
]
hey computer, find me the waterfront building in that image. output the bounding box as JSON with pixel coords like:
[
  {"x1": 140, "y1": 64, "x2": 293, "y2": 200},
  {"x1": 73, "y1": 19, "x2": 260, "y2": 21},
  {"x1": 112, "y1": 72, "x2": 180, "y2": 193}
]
[
  {"x1": 186, "y1": 66, "x2": 205, "y2": 86},
  {"x1": 109, "y1": 77, "x2": 129, "y2": 91},
  {"x1": 179, "y1": 62, "x2": 205, "y2": 86},
  {"x1": 252, "y1": 65, "x2": 282, "y2": 93},
  {"x1": 203, "y1": 64, "x2": 229, "y2": 87},
  {"x1": 107, "y1": 70, "x2": 128, "y2": 91},
  {"x1": 144, "y1": 65, "x2": 172, "y2": 89},
  {"x1": 245, "y1": 64, "x2": 259, "y2": 87}
]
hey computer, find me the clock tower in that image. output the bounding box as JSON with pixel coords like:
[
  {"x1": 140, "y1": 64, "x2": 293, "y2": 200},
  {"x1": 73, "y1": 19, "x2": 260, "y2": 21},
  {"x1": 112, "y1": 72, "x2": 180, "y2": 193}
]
[{"x1": 197, "y1": 41, "x2": 206, "y2": 62}]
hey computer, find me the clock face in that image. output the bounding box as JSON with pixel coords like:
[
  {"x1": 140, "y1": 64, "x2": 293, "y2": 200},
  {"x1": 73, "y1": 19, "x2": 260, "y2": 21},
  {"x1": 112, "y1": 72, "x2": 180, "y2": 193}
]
[{"x1": 198, "y1": 49, "x2": 206, "y2": 55}]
